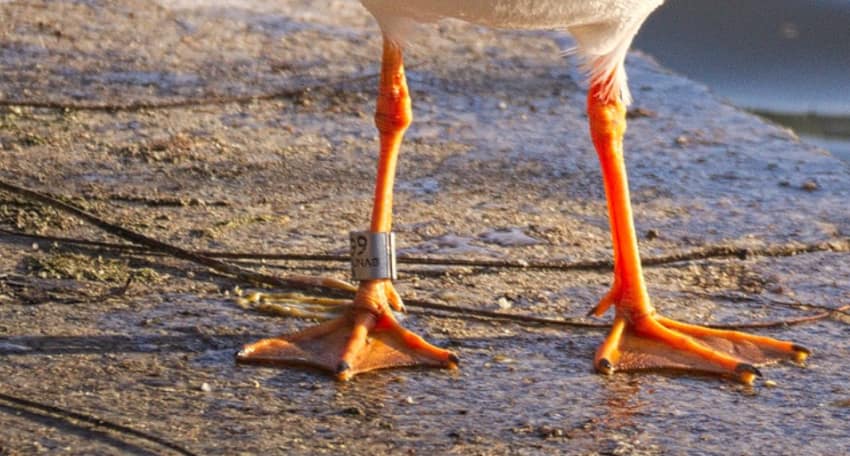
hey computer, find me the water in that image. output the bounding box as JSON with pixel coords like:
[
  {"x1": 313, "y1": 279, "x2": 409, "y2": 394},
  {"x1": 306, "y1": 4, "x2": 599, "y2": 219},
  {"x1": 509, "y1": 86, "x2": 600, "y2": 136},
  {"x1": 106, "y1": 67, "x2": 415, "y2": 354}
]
[
  {"x1": 635, "y1": 0, "x2": 850, "y2": 164},
  {"x1": 153, "y1": 0, "x2": 850, "y2": 164}
]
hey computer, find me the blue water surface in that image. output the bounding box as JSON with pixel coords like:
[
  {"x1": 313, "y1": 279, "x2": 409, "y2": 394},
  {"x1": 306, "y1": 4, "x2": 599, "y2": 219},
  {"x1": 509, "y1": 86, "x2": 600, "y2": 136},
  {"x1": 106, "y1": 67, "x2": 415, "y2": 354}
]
[{"x1": 635, "y1": 0, "x2": 850, "y2": 163}]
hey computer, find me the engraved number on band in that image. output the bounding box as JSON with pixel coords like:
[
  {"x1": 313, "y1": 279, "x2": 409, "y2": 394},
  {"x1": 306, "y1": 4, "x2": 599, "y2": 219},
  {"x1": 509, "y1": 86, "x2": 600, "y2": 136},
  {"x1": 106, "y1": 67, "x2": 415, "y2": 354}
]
[
  {"x1": 352, "y1": 235, "x2": 368, "y2": 256},
  {"x1": 350, "y1": 231, "x2": 397, "y2": 281}
]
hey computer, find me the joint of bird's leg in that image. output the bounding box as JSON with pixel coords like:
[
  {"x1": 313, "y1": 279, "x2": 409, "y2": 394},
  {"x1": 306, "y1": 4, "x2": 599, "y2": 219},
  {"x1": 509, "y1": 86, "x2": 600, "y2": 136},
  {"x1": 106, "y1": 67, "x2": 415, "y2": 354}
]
[
  {"x1": 624, "y1": 306, "x2": 657, "y2": 329},
  {"x1": 375, "y1": 92, "x2": 412, "y2": 134},
  {"x1": 374, "y1": 111, "x2": 412, "y2": 135},
  {"x1": 588, "y1": 98, "x2": 626, "y2": 149},
  {"x1": 352, "y1": 279, "x2": 395, "y2": 316}
]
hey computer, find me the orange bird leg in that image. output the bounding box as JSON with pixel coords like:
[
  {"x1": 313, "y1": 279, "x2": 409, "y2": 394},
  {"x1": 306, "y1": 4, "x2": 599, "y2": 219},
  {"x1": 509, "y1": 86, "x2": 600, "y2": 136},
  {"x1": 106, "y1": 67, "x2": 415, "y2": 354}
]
[
  {"x1": 236, "y1": 37, "x2": 458, "y2": 380},
  {"x1": 587, "y1": 73, "x2": 810, "y2": 384}
]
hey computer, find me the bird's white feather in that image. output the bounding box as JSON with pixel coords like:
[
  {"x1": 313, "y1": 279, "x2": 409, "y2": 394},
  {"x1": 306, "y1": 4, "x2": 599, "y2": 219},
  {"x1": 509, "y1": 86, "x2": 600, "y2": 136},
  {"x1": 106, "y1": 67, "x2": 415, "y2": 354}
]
[{"x1": 360, "y1": 0, "x2": 663, "y2": 103}]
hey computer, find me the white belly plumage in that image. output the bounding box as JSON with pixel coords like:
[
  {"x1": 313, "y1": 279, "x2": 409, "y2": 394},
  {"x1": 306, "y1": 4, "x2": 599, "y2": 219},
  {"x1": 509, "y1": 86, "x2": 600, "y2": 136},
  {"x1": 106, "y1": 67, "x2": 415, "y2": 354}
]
[
  {"x1": 361, "y1": 0, "x2": 662, "y2": 60},
  {"x1": 360, "y1": 0, "x2": 664, "y2": 103},
  {"x1": 361, "y1": 0, "x2": 655, "y2": 31}
]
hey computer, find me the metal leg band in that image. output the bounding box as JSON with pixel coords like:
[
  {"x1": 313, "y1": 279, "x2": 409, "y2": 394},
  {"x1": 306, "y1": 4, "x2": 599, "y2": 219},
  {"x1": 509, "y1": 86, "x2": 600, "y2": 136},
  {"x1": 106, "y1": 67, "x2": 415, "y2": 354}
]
[{"x1": 350, "y1": 231, "x2": 397, "y2": 280}]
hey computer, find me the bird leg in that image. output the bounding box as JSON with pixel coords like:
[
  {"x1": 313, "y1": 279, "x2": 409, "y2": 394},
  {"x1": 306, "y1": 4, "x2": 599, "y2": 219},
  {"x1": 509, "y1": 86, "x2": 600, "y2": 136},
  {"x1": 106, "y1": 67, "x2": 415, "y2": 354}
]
[
  {"x1": 587, "y1": 73, "x2": 810, "y2": 384},
  {"x1": 236, "y1": 37, "x2": 458, "y2": 380}
]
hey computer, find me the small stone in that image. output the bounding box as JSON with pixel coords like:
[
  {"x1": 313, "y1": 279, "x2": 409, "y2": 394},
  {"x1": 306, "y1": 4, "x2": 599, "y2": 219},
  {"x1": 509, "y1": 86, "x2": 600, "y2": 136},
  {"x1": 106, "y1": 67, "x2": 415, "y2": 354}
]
[
  {"x1": 537, "y1": 426, "x2": 564, "y2": 438},
  {"x1": 764, "y1": 380, "x2": 778, "y2": 388},
  {"x1": 200, "y1": 382, "x2": 212, "y2": 392},
  {"x1": 447, "y1": 429, "x2": 463, "y2": 439},
  {"x1": 492, "y1": 354, "x2": 515, "y2": 364},
  {"x1": 497, "y1": 297, "x2": 512, "y2": 310},
  {"x1": 801, "y1": 179, "x2": 818, "y2": 191},
  {"x1": 403, "y1": 396, "x2": 415, "y2": 405},
  {"x1": 340, "y1": 406, "x2": 365, "y2": 416},
  {"x1": 767, "y1": 284, "x2": 786, "y2": 294},
  {"x1": 627, "y1": 107, "x2": 656, "y2": 119},
  {"x1": 437, "y1": 291, "x2": 462, "y2": 303},
  {"x1": 645, "y1": 229, "x2": 660, "y2": 240}
]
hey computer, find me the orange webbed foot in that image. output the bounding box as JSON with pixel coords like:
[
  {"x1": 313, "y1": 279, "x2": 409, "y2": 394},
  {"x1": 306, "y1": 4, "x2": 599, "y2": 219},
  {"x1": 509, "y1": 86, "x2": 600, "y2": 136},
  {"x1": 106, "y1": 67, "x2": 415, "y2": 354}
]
[
  {"x1": 594, "y1": 308, "x2": 811, "y2": 384},
  {"x1": 236, "y1": 280, "x2": 457, "y2": 380},
  {"x1": 585, "y1": 65, "x2": 811, "y2": 385}
]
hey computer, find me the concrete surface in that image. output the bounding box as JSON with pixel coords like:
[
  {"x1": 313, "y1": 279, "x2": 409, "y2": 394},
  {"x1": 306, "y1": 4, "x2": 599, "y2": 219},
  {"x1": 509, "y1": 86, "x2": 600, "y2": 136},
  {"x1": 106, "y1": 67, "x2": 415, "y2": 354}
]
[{"x1": 0, "y1": 0, "x2": 848, "y2": 454}]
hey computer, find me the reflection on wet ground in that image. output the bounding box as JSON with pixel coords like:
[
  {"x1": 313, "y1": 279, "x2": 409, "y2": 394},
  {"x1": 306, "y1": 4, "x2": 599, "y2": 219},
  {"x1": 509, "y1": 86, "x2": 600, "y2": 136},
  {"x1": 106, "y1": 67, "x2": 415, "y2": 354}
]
[{"x1": 0, "y1": 0, "x2": 848, "y2": 454}]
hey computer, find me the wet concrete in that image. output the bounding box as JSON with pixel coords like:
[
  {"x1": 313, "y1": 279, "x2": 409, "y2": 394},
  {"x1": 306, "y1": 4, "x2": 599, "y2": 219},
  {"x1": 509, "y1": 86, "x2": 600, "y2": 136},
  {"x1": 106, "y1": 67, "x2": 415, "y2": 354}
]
[{"x1": 1, "y1": 0, "x2": 849, "y2": 454}]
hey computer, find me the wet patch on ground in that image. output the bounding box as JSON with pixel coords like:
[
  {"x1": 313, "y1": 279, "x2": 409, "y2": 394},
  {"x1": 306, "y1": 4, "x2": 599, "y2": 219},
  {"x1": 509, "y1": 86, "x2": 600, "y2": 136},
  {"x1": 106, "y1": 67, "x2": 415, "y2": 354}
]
[{"x1": 1, "y1": 1, "x2": 848, "y2": 454}]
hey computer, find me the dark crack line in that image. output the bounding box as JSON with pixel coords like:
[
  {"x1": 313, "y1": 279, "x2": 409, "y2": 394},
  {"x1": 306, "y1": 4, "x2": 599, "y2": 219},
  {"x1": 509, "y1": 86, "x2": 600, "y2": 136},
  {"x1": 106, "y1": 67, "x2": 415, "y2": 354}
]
[
  {"x1": 0, "y1": 391, "x2": 196, "y2": 456},
  {"x1": 0, "y1": 179, "x2": 842, "y2": 330},
  {"x1": 1, "y1": 227, "x2": 846, "y2": 273},
  {"x1": 0, "y1": 180, "x2": 349, "y2": 295}
]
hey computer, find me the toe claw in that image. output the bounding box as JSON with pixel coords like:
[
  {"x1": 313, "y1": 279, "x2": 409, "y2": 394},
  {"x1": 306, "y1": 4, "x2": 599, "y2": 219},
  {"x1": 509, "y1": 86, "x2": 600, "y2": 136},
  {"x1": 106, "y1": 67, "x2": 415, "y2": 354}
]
[
  {"x1": 336, "y1": 361, "x2": 351, "y2": 375},
  {"x1": 336, "y1": 361, "x2": 354, "y2": 381},
  {"x1": 597, "y1": 358, "x2": 614, "y2": 375},
  {"x1": 735, "y1": 363, "x2": 762, "y2": 384},
  {"x1": 234, "y1": 348, "x2": 251, "y2": 361},
  {"x1": 791, "y1": 344, "x2": 811, "y2": 364},
  {"x1": 448, "y1": 353, "x2": 460, "y2": 366},
  {"x1": 734, "y1": 363, "x2": 762, "y2": 377},
  {"x1": 792, "y1": 344, "x2": 812, "y2": 355}
]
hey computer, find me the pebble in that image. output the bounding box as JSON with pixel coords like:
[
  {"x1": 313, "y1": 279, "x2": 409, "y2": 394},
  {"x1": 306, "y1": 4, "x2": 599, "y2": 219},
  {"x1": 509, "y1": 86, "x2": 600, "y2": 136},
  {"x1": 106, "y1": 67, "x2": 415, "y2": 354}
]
[
  {"x1": 801, "y1": 179, "x2": 819, "y2": 191},
  {"x1": 200, "y1": 382, "x2": 212, "y2": 392},
  {"x1": 537, "y1": 425, "x2": 564, "y2": 438},
  {"x1": 497, "y1": 297, "x2": 512, "y2": 310},
  {"x1": 492, "y1": 354, "x2": 515, "y2": 364},
  {"x1": 340, "y1": 406, "x2": 364, "y2": 416}
]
